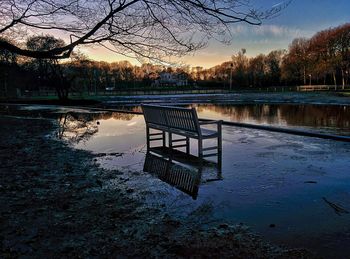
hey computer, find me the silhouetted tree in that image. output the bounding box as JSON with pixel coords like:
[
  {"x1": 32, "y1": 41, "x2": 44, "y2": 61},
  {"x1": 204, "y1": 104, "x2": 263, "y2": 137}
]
[
  {"x1": 0, "y1": 38, "x2": 18, "y2": 96},
  {"x1": 231, "y1": 49, "x2": 248, "y2": 87},
  {"x1": 26, "y1": 35, "x2": 73, "y2": 100},
  {"x1": 282, "y1": 23, "x2": 350, "y2": 87},
  {"x1": 248, "y1": 54, "x2": 266, "y2": 87},
  {"x1": 282, "y1": 38, "x2": 309, "y2": 85},
  {"x1": 266, "y1": 50, "x2": 284, "y2": 86},
  {"x1": 0, "y1": 0, "x2": 289, "y2": 60}
]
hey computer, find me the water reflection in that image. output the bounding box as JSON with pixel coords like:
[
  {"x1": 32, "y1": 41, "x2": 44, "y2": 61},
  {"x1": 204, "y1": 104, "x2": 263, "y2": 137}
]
[
  {"x1": 144, "y1": 152, "x2": 201, "y2": 199},
  {"x1": 2, "y1": 103, "x2": 349, "y2": 135},
  {"x1": 117, "y1": 103, "x2": 350, "y2": 135},
  {"x1": 57, "y1": 111, "x2": 137, "y2": 144},
  {"x1": 0, "y1": 105, "x2": 139, "y2": 143},
  {"x1": 143, "y1": 149, "x2": 222, "y2": 200},
  {"x1": 57, "y1": 113, "x2": 98, "y2": 144},
  {"x1": 194, "y1": 104, "x2": 350, "y2": 132}
]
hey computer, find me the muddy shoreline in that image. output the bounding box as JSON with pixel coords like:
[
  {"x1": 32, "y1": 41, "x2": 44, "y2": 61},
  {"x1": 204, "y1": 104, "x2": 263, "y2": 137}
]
[{"x1": 0, "y1": 116, "x2": 314, "y2": 258}]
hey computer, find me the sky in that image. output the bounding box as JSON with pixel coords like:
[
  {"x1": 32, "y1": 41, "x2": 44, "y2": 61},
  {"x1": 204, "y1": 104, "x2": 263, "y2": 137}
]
[{"x1": 82, "y1": 0, "x2": 350, "y2": 68}]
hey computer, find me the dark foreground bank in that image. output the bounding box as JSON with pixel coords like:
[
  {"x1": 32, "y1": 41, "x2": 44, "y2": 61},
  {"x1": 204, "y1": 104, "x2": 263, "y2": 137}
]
[{"x1": 0, "y1": 116, "x2": 314, "y2": 258}]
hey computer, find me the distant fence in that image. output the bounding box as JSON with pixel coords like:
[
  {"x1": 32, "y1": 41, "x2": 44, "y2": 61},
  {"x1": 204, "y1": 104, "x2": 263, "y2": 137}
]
[
  {"x1": 257, "y1": 86, "x2": 298, "y2": 92},
  {"x1": 298, "y1": 85, "x2": 350, "y2": 91},
  {"x1": 90, "y1": 89, "x2": 229, "y2": 96},
  {"x1": 4, "y1": 85, "x2": 350, "y2": 99},
  {"x1": 15, "y1": 88, "x2": 231, "y2": 98},
  {"x1": 85, "y1": 86, "x2": 305, "y2": 95},
  {"x1": 18, "y1": 90, "x2": 84, "y2": 98},
  {"x1": 24, "y1": 87, "x2": 297, "y2": 97}
]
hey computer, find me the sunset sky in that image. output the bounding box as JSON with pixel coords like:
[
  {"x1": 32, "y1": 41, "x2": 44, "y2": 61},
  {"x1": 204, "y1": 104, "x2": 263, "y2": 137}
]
[{"x1": 82, "y1": 0, "x2": 350, "y2": 68}]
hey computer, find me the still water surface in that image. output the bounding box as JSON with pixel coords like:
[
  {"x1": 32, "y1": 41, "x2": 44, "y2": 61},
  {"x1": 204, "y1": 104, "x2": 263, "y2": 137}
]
[
  {"x1": 52, "y1": 106, "x2": 350, "y2": 257},
  {"x1": 114, "y1": 103, "x2": 350, "y2": 136}
]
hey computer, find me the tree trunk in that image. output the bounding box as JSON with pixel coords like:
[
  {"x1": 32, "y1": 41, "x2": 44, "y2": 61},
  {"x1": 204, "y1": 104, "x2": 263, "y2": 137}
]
[
  {"x1": 333, "y1": 72, "x2": 337, "y2": 90},
  {"x1": 56, "y1": 85, "x2": 69, "y2": 102},
  {"x1": 4, "y1": 72, "x2": 8, "y2": 97},
  {"x1": 50, "y1": 62, "x2": 70, "y2": 102}
]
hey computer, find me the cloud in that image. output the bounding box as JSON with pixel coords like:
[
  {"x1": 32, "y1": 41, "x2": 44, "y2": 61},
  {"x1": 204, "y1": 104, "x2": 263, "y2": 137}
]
[{"x1": 230, "y1": 24, "x2": 308, "y2": 39}]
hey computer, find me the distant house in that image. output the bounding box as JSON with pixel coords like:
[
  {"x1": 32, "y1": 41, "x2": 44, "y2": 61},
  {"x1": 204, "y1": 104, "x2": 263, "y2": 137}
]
[{"x1": 153, "y1": 72, "x2": 188, "y2": 87}]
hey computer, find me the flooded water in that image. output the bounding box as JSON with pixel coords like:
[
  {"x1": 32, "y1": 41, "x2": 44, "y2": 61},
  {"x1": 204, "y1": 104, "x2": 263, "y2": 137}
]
[
  {"x1": 1, "y1": 103, "x2": 350, "y2": 256},
  {"x1": 63, "y1": 110, "x2": 350, "y2": 257},
  {"x1": 113, "y1": 103, "x2": 350, "y2": 136}
]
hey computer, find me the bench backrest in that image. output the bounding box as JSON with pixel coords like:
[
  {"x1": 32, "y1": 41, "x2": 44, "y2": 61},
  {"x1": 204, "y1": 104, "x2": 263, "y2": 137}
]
[
  {"x1": 142, "y1": 104, "x2": 200, "y2": 133},
  {"x1": 141, "y1": 104, "x2": 168, "y2": 127}
]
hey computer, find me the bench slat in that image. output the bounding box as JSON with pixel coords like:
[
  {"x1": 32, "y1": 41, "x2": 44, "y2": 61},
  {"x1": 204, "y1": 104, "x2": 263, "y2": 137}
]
[
  {"x1": 172, "y1": 144, "x2": 188, "y2": 148},
  {"x1": 203, "y1": 153, "x2": 218, "y2": 157},
  {"x1": 172, "y1": 138, "x2": 187, "y2": 143},
  {"x1": 150, "y1": 137, "x2": 163, "y2": 141},
  {"x1": 202, "y1": 146, "x2": 218, "y2": 151}
]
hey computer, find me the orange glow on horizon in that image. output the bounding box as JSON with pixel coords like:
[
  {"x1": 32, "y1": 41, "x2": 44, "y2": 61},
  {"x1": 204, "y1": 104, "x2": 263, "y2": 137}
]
[{"x1": 82, "y1": 45, "x2": 233, "y2": 69}]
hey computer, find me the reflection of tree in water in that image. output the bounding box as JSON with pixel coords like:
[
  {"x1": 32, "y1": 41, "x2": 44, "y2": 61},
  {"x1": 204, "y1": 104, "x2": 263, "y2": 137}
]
[
  {"x1": 112, "y1": 105, "x2": 143, "y2": 114},
  {"x1": 57, "y1": 113, "x2": 99, "y2": 144},
  {"x1": 193, "y1": 104, "x2": 350, "y2": 129},
  {"x1": 278, "y1": 105, "x2": 350, "y2": 129},
  {"x1": 97, "y1": 111, "x2": 136, "y2": 121},
  {"x1": 116, "y1": 104, "x2": 350, "y2": 130},
  {"x1": 57, "y1": 111, "x2": 137, "y2": 144}
]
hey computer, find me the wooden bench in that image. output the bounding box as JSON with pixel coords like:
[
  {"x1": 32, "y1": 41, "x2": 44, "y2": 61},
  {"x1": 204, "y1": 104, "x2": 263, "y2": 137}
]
[{"x1": 141, "y1": 104, "x2": 222, "y2": 165}]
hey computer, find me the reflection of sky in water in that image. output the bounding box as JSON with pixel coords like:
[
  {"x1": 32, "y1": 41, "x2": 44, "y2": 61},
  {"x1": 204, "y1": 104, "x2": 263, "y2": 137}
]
[
  {"x1": 196, "y1": 105, "x2": 288, "y2": 126},
  {"x1": 193, "y1": 104, "x2": 350, "y2": 135},
  {"x1": 69, "y1": 111, "x2": 350, "y2": 257},
  {"x1": 115, "y1": 103, "x2": 350, "y2": 136},
  {"x1": 75, "y1": 115, "x2": 146, "y2": 153}
]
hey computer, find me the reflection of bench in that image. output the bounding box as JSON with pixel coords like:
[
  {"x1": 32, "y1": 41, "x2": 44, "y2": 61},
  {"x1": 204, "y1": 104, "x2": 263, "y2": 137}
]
[
  {"x1": 143, "y1": 152, "x2": 201, "y2": 199},
  {"x1": 141, "y1": 104, "x2": 222, "y2": 164}
]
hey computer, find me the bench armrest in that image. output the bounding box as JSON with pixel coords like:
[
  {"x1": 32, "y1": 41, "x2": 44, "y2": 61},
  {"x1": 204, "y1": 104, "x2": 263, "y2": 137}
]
[{"x1": 199, "y1": 120, "x2": 222, "y2": 125}]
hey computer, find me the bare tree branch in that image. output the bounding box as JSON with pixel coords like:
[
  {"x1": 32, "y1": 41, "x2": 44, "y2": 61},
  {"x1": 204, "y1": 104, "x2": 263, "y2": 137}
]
[{"x1": 0, "y1": 0, "x2": 291, "y2": 60}]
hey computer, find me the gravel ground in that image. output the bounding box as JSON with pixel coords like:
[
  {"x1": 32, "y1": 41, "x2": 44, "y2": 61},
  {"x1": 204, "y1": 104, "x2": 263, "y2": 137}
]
[{"x1": 0, "y1": 116, "x2": 315, "y2": 258}]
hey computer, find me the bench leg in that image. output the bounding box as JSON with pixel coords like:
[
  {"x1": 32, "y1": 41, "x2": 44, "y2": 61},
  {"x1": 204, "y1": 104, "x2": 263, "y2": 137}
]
[
  {"x1": 186, "y1": 137, "x2": 190, "y2": 154},
  {"x1": 218, "y1": 124, "x2": 222, "y2": 171},
  {"x1": 169, "y1": 132, "x2": 173, "y2": 155},
  {"x1": 198, "y1": 138, "x2": 203, "y2": 160},
  {"x1": 146, "y1": 126, "x2": 150, "y2": 150},
  {"x1": 162, "y1": 131, "x2": 166, "y2": 148}
]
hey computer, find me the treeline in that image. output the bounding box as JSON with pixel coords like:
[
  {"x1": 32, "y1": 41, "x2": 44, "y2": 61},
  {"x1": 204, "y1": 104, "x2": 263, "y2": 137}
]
[
  {"x1": 198, "y1": 23, "x2": 350, "y2": 88},
  {"x1": 0, "y1": 23, "x2": 349, "y2": 99},
  {"x1": 0, "y1": 37, "x2": 194, "y2": 99},
  {"x1": 193, "y1": 49, "x2": 285, "y2": 88},
  {"x1": 283, "y1": 23, "x2": 350, "y2": 87}
]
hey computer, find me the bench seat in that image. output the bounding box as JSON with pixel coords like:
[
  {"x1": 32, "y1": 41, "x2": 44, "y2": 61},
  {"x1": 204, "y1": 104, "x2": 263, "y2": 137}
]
[{"x1": 167, "y1": 127, "x2": 219, "y2": 139}]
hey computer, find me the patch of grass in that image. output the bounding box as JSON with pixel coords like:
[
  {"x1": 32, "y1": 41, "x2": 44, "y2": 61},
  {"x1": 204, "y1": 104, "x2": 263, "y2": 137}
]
[
  {"x1": 335, "y1": 92, "x2": 350, "y2": 97},
  {"x1": 0, "y1": 96, "x2": 101, "y2": 106}
]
